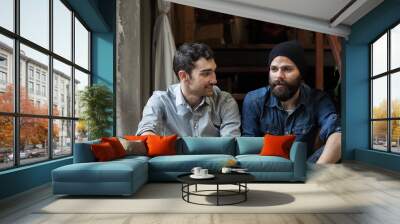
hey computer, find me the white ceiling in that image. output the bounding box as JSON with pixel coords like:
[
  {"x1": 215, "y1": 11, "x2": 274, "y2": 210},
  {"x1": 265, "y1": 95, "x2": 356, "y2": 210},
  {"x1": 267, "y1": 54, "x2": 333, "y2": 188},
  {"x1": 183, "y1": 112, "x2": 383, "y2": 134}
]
[
  {"x1": 227, "y1": 0, "x2": 352, "y2": 22},
  {"x1": 166, "y1": 0, "x2": 384, "y2": 38}
]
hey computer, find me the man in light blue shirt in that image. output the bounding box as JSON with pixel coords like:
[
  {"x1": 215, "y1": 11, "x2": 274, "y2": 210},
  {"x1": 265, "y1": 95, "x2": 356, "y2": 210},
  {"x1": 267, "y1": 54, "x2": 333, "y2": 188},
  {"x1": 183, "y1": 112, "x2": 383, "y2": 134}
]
[{"x1": 136, "y1": 43, "x2": 241, "y2": 137}]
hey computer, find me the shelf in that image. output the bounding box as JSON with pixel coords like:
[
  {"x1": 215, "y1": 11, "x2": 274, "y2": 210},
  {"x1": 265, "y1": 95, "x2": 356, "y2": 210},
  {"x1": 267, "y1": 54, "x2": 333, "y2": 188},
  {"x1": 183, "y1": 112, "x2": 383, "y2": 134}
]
[
  {"x1": 217, "y1": 66, "x2": 266, "y2": 73},
  {"x1": 231, "y1": 93, "x2": 245, "y2": 101},
  {"x1": 213, "y1": 44, "x2": 332, "y2": 51}
]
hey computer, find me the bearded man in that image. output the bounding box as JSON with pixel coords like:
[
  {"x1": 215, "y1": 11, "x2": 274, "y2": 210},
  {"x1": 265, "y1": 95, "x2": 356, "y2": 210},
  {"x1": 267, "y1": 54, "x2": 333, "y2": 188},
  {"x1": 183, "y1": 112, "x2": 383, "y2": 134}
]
[
  {"x1": 242, "y1": 40, "x2": 341, "y2": 164},
  {"x1": 136, "y1": 42, "x2": 241, "y2": 137}
]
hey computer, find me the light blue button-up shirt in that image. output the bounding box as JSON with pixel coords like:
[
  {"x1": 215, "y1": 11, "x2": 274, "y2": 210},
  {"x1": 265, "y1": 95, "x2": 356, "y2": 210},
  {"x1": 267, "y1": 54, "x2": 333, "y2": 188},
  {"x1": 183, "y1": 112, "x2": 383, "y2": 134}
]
[{"x1": 136, "y1": 84, "x2": 241, "y2": 137}]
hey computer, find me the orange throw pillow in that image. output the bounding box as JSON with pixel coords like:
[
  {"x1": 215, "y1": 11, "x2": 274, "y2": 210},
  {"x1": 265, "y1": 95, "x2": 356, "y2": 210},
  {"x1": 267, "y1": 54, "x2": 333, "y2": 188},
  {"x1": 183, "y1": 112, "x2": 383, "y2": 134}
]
[
  {"x1": 146, "y1": 135, "x2": 177, "y2": 157},
  {"x1": 91, "y1": 142, "x2": 118, "y2": 161},
  {"x1": 101, "y1": 137, "x2": 127, "y2": 158},
  {"x1": 124, "y1": 135, "x2": 148, "y2": 142},
  {"x1": 259, "y1": 134, "x2": 296, "y2": 159}
]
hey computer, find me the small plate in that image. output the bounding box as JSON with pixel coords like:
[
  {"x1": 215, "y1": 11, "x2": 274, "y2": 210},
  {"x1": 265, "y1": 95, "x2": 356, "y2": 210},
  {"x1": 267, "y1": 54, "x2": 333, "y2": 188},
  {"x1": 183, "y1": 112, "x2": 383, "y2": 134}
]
[
  {"x1": 233, "y1": 170, "x2": 249, "y2": 174},
  {"x1": 190, "y1": 174, "x2": 215, "y2": 179}
]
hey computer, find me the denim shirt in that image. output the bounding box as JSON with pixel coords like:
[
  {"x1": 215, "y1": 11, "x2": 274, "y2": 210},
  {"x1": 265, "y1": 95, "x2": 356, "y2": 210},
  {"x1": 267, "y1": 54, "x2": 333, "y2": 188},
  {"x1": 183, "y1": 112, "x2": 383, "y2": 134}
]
[{"x1": 242, "y1": 84, "x2": 341, "y2": 155}]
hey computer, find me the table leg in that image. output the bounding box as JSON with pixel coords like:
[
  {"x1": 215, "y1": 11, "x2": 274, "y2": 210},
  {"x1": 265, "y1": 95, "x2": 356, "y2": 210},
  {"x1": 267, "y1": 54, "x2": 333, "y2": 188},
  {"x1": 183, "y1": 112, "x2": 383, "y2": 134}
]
[
  {"x1": 217, "y1": 184, "x2": 220, "y2": 206},
  {"x1": 245, "y1": 183, "x2": 247, "y2": 201},
  {"x1": 187, "y1": 184, "x2": 190, "y2": 202}
]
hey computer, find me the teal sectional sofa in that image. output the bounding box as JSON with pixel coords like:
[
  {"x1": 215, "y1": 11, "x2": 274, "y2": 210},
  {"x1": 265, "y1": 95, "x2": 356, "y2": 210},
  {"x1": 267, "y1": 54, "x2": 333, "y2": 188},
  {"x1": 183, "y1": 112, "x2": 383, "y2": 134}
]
[{"x1": 52, "y1": 137, "x2": 307, "y2": 196}]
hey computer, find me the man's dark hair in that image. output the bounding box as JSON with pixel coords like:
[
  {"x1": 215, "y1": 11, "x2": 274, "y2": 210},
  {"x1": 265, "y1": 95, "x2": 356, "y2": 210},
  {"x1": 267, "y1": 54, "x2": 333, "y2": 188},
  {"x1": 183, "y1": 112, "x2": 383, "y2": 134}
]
[{"x1": 173, "y1": 42, "x2": 214, "y2": 80}]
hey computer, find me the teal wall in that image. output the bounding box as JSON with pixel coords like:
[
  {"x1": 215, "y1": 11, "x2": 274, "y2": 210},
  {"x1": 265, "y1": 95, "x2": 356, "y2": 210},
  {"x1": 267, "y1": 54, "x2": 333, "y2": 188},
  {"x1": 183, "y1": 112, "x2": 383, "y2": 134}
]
[
  {"x1": 344, "y1": 0, "x2": 400, "y2": 171},
  {"x1": 0, "y1": 0, "x2": 116, "y2": 200},
  {"x1": 91, "y1": 0, "x2": 116, "y2": 135},
  {"x1": 0, "y1": 158, "x2": 72, "y2": 199}
]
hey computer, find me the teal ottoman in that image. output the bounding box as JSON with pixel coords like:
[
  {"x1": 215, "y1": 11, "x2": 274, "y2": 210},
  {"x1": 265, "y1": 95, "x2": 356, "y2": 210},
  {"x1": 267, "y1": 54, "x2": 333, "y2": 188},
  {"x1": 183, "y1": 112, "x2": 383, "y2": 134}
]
[{"x1": 52, "y1": 156, "x2": 148, "y2": 196}]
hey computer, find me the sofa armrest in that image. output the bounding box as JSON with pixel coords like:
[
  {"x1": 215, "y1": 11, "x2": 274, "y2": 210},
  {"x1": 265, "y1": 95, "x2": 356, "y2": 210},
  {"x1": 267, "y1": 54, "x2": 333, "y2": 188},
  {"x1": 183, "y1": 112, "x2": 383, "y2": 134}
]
[
  {"x1": 73, "y1": 140, "x2": 100, "y2": 163},
  {"x1": 289, "y1": 141, "x2": 307, "y2": 181}
]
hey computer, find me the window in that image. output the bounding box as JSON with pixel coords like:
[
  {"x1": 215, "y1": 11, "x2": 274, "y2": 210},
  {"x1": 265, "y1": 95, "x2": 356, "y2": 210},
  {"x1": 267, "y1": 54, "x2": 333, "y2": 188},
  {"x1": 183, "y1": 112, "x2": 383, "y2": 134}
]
[
  {"x1": 20, "y1": 0, "x2": 49, "y2": 49},
  {"x1": 35, "y1": 70, "x2": 41, "y2": 81},
  {"x1": 41, "y1": 73, "x2": 46, "y2": 83},
  {"x1": 28, "y1": 81, "x2": 34, "y2": 94},
  {"x1": 53, "y1": 0, "x2": 72, "y2": 60},
  {"x1": 0, "y1": 0, "x2": 91, "y2": 170},
  {"x1": 42, "y1": 85, "x2": 46, "y2": 97},
  {"x1": 35, "y1": 83, "x2": 40, "y2": 95},
  {"x1": 371, "y1": 23, "x2": 400, "y2": 154},
  {"x1": 0, "y1": 55, "x2": 7, "y2": 67},
  {"x1": 28, "y1": 67, "x2": 34, "y2": 80},
  {"x1": 75, "y1": 18, "x2": 89, "y2": 70},
  {"x1": 53, "y1": 59, "x2": 72, "y2": 117},
  {"x1": 0, "y1": 54, "x2": 7, "y2": 86},
  {"x1": 0, "y1": 35, "x2": 13, "y2": 113},
  {"x1": 0, "y1": 54, "x2": 8, "y2": 90},
  {"x1": 0, "y1": 70, "x2": 7, "y2": 88},
  {"x1": 0, "y1": 0, "x2": 14, "y2": 32}
]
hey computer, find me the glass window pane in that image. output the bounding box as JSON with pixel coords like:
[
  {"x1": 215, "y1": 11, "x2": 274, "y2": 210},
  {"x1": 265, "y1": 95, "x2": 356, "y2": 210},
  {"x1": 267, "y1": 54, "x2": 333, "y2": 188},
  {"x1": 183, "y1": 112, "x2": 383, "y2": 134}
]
[
  {"x1": 74, "y1": 69, "x2": 89, "y2": 118},
  {"x1": 53, "y1": 0, "x2": 72, "y2": 60},
  {"x1": 391, "y1": 24, "x2": 400, "y2": 70},
  {"x1": 391, "y1": 120, "x2": 400, "y2": 153},
  {"x1": 0, "y1": 0, "x2": 14, "y2": 31},
  {"x1": 53, "y1": 59, "x2": 72, "y2": 117},
  {"x1": 372, "y1": 76, "x2": 387, "y2": 119},
  {"x1": 53, "y1": 119, "x2": 72, "y2": 158},
  {"x1": 20, "y1": 0, "x2": 49, "y2": 49},
  {"x1": 20, "y1": 44, "x2": 49, "y2": 115},
  {"x1": 0, "y1": 34, "x2": 14, "y2": 113},
  {"x1": 372, "y1": 121, "x2": 388, "y2": 151},
  {"x1": 0, "y1": 116, "x2": 14, "y2": 170},
  {"x1": 391, "y1": 72, "x2": 400, "y2": 118},
  {"x1": 75, "y1": 120, "x2": 88, "y2": 143},
  {"x1": 74, "y1": 17, "x2": 89, "y2": 70},
  {"x1": 372, "y1": 33, "x2": 387, "y2": 76},
  {"x1": 20, "y1": 117, "x2": 49, "y2": 165}
]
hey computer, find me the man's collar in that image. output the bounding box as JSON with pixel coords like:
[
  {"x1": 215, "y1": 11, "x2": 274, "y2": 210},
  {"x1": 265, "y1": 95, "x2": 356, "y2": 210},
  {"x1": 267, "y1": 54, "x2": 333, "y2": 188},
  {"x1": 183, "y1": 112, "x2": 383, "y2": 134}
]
[
  {"x1": 175, "y1": 84, "x2": 208, "y2": 112},
  {"x1": 175, "y1": 84, "x2": 186, "y2": 107}
]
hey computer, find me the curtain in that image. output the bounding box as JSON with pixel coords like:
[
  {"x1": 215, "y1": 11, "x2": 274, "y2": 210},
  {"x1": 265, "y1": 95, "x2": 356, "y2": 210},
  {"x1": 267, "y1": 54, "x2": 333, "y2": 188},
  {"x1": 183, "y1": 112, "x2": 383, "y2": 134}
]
[{"x1": 153, "y1": 0, "x2": 178, "y2": 90}]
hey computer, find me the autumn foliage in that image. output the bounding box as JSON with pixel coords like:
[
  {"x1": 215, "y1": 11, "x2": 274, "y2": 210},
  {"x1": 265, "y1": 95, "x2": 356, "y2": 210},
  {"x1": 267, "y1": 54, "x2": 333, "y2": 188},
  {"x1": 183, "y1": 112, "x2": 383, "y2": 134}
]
[
  {"x1": 372, "y1": 99, "x2": 400, "y2": 141},
  {"x1": 0, "y1": 85, "x2": 59, "y2": 150}
]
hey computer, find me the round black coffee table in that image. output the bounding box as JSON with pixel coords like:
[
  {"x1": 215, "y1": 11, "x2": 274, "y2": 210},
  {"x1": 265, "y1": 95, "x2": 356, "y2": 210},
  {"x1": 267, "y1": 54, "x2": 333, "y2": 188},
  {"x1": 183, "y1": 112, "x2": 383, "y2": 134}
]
[{"x1": 177, "y1": 173, "x2": 255, "y2": 206}]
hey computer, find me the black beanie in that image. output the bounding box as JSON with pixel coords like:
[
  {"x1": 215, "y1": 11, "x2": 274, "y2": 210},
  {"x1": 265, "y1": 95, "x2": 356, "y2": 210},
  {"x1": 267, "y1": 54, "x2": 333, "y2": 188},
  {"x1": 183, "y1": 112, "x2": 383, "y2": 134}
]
[{"x1": 267, "y1": 40, "x2": 307, "y2": 77}]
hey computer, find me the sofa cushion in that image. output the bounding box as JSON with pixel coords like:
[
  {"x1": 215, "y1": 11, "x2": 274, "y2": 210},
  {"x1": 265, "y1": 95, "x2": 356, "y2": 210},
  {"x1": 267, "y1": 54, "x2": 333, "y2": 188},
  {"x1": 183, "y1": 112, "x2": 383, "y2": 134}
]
[
  {"x1": 124, "y1": 135, "x2": 148, "y2": 141},
  {"x1": 52, "y1": 159, "x2": 146, "y2": 183},
  {"x1": 101, "y1": 137, "x2": 127, "y2": 158},
  {"x1": 236, "y1": 137, "x2": 263, "y2": 155},
  {"x1": 91, "y1": 142, "x2": 118, "y2": 161},
  {"x1": 115, "y1": 155, "x2": 150, "y2": 164},
  {"x1": 260, "y1": 134, "x2": 296, "y2": 159},
  {"x1": 146, "y1": 135, "x2": 177, "y2": 157},
  {"x1": 119, "y1": 138, "x2": 147, "y2": 156},
  {"x1": 148, "y1": 154, "x2": 235, "y2": 172},
  {"x1": 236, "y1": 155, "x2": 293, "y2": 172},
  {"x1": 177, "y1": 137, "x2": 236, "y2": 155}
]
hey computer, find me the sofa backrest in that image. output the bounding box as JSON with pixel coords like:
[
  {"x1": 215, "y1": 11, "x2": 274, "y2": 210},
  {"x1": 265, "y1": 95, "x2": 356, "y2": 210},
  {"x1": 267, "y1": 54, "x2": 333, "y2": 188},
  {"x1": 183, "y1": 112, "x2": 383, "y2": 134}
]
[
  {"x1": 73, "y1": 139, "x2": 100, "y2": 163},
  {"x1": 236, "y1": 137, "x2": 263, "y2": 155},
  {"x1": 177, "y1": 137, "x2": 236, "y2": 155}
]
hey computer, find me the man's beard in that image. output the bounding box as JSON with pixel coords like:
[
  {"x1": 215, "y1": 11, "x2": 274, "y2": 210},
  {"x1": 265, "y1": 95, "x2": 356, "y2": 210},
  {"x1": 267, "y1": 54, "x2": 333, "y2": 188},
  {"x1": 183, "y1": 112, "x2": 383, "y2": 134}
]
[{"x1": 269, "y1": 77, "x2": 301, "y2": 102}]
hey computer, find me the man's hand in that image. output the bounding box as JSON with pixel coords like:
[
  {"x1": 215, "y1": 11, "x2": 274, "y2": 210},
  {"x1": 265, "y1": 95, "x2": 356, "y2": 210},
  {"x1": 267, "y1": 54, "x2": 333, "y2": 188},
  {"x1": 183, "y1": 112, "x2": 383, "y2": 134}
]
[{"x1": 317, "y1": 132, "x2": 341, "y2": 164}]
